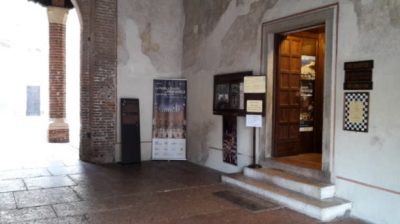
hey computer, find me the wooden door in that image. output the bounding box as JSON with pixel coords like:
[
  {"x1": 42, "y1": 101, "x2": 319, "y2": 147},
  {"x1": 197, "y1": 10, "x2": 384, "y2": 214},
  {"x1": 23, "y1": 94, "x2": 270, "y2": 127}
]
[{"x1": 273, "y1": 35, "x2": 302, "y2": 157}]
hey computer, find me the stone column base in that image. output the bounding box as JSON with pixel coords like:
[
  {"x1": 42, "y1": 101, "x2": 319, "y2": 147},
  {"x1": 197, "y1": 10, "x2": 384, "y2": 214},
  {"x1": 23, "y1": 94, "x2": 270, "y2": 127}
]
[{"x1": 48, "y1": 119, "x2": 69, "y2": 143}]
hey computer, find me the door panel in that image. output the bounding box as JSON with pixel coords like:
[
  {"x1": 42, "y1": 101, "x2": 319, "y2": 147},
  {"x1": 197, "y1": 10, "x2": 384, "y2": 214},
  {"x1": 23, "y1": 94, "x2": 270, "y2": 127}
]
[
  {"x1": 273, "y1": 35, "x2": 302, "y2": 157},
  {"x1": 273, "y1": 30, "x2": 325, "y2": 157},
  {"x1": 280, "y1": 74, "x2": 289, "y2": 88}
]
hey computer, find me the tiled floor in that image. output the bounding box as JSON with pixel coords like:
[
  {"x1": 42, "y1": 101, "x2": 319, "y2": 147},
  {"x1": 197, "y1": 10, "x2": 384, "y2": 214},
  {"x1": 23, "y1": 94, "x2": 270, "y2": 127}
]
[{"x1": 0, "y1": 121, "x2": 366, "y2": 223}]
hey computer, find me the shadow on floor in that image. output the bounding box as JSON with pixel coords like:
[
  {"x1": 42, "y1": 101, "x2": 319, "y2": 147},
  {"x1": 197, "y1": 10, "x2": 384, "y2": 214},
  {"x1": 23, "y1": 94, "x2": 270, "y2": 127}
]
[{"x1": 0, "y1": 143, "x2": 366, "y2": 224}]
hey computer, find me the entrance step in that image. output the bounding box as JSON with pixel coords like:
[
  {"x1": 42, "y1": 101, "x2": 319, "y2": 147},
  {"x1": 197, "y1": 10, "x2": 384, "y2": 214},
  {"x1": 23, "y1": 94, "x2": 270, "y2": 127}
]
[
  {"x1": 243, "y1": 167, "x2": 335, "y2": 199},
  {"x1": 260, "y1": 158, "x2": 329, "y2": 181},
  {"x1": 221, "y1": 171, "x2": 351, "y2": 222}
]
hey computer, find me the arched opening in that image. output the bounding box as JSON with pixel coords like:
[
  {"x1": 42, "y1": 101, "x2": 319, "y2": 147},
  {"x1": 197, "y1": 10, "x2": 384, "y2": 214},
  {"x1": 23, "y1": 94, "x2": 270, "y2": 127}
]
[
  {"x1": 66, "y1": 7, "x2": 81, "y2": 149},
  {"x1": 0, "y1": 0, "x2": 81, "y2": 167}
]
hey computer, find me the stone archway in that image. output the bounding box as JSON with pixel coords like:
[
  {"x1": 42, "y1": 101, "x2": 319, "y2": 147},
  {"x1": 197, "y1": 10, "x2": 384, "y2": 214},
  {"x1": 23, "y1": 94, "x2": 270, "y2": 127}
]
[
  {"x1": 71, "y1": 0, "x2": 118, "y2": 163},
  {"x1": 32, "y1": 0, "x2": 118, "y2": 163}
]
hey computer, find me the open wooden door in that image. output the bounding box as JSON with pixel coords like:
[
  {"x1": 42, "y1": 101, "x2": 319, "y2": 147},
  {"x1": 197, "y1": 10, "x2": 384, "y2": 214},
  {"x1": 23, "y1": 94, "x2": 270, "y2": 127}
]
[{"x1": 272, "y1": 35, "x2": 302, "y2": 157}]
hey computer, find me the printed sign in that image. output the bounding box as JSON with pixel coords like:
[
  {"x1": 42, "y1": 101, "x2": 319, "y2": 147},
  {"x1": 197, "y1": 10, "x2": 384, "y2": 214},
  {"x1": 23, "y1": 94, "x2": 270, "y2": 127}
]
[
  {"x1": 246, "y1": 115, "x2": 262, "y2": 128},
  {"x1": 152, "y1": 79, "x2": 187, "y2": 160},
  {"x1": 244, "y1": 76, "x2": 266, "y2": 93},
  {"x1": 300, "y1": 55, "x2": 316, "y2": 132},
  {"x1": 246, "y1": 100, "x2": 263, "y2": 113}
]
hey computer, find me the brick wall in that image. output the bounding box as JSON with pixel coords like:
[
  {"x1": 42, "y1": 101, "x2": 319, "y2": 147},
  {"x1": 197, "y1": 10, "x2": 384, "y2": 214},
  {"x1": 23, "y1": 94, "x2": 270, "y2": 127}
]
[
  {"x1": 48, "y1": 129, "x2": 69, "y2": 143},
  {"x1": 75, "y1": 0, "x2": 117, "y2": 163},
  {"x1": 49, "y1": 23, "x2": 66, "y2": 119}
]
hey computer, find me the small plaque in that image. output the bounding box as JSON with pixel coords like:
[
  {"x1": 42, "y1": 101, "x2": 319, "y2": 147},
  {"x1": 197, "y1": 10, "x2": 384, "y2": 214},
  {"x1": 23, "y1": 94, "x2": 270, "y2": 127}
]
[
  {"x1": 343, "y1": 92, "x2": 369, "y2": 132},
  {"x1": 344, "y1": 60, "x2": 373, "y2": 70},
  {"x1": 344, "y1": 60, "x2": 373, "y2": 90}
]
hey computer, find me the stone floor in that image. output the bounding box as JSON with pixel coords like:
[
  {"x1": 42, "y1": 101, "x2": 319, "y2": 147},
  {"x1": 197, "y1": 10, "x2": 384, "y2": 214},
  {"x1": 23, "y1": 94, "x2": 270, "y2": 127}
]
[
  {"x1": 0, "y1": 120, "x2": 367, "y2": 223},
  {"x1": 0, "y1": 147, "x2": 368, "y2": 224}
]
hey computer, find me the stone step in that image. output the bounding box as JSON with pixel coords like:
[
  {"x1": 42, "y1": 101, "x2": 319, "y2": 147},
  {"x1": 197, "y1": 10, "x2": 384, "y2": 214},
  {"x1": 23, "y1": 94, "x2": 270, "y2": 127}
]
[
  {"x1": 222, "y1": 174, "x2": 351, "y2": 222},
  {"x1": 260, "y1": 158, "x2": 329, "y2": 181},
  {"x1": 243, "y1": 167, "x2": 335, "y2": 199}
]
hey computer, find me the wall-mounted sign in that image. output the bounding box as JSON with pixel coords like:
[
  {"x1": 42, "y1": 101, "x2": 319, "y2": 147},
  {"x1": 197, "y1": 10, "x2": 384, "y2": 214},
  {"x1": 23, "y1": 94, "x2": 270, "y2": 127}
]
[
  {"x1": 246, "y1": 114, "x2": 262, "y2": 127},
  {"x1": 246, "y1": 100, "x2": 263, "y2": 113},
  {"x1": 344, "y1": 60, "x2": 373, "y2": 90},
  {"x1": 244, "y1": 76, "x2": 266, "y2": 93},
  {"x1": 343, "y1": 92, "x2": 369, "y2": 132}
]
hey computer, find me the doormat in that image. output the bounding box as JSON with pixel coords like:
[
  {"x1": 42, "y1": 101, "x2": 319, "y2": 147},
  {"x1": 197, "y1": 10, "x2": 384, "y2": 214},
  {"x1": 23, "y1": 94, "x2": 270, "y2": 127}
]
[{"x1": 213, "y1": 190, "x2": 280, "y2": 212}]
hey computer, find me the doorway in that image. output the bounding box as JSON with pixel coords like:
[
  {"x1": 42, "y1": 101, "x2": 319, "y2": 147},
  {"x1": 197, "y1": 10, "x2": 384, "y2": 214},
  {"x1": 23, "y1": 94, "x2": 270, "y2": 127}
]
[
  {"x1": 261, "y1": 5, "x2": 337, "y2": 177},
  {"x1": 272, "y1": 26, "x2": 325, "y2": 170}
]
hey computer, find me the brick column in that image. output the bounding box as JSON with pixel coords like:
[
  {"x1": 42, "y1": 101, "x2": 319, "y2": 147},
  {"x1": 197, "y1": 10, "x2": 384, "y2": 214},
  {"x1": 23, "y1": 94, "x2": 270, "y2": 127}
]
[{"x1": 47, "y1": 6, "x2": 69, "y2": 143}]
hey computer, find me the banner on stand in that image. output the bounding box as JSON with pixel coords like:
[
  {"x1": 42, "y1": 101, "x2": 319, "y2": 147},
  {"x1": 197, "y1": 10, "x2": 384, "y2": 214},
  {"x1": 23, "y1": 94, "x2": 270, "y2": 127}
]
[
  {"x1": 223, "y1": 116, "x2": 237, "y2": 165},
  {"x1": 152, "y1": 79, "x2": 187, "y2": 160}
]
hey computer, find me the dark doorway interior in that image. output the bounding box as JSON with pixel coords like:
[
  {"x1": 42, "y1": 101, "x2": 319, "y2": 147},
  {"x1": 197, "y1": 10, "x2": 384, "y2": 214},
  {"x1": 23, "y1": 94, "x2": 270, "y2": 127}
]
[{"x1": 272, "y1": 25, "x2": 325, "y2": 170}]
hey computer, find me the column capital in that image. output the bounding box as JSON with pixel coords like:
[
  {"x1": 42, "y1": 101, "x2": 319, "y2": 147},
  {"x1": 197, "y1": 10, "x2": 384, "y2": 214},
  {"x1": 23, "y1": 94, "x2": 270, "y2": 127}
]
[{"x1": 47, "y1": 6, "x2": 69, "y2": 25}]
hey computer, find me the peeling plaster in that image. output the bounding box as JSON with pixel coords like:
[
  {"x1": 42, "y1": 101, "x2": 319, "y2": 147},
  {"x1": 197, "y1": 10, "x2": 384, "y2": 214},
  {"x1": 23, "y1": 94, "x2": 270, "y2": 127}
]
[
  {"x1": 189, "y1": 120, "x2": 216, "y2": 164},
  {"x1": 182, "y1": 0, "x2": 232, "y2": 70},
  {"x1": 119, "y1": 0, "x2": 183, "y2": 74},
  {"x1": 117, "y1": 0, "x2": 184, "y2": 161},
  {"x1": 344, "y1": 0, "x2": 400, "y2": 58},
  {"x1": 350, "y1": 0, "x2": 400, "y2": 31},
  {"x1": 140, "y1": 23, "x2": 160, "y2": 55},
  {"x1": 183, "y1": 0, "x2": 266, "y2": 171},
  {"x1": 220, "y1": 0, "x2": 278, "y2": 67},
  {"x1": 119, "y1": 19, "x2": 158, "y2": 77},
  {"x1": 184, "y1": 0, "x2": 272, "y2": 73}
]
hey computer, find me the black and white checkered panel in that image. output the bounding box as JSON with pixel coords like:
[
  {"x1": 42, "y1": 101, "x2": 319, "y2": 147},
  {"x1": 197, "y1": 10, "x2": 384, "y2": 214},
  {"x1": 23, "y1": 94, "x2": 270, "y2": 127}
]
[{"x1": 344, "y1": 92, "x2": 369, "y2": 132}]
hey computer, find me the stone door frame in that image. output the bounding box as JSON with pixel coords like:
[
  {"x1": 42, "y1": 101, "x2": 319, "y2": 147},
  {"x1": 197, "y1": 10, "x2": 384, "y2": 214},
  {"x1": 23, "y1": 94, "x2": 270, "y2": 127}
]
[{"x1": 260, "y1": 4, "x2": 338, "y2": 178}]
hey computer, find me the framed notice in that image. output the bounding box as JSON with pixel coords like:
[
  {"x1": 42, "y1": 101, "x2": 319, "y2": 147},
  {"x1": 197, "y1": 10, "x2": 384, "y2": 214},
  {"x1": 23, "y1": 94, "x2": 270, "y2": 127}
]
[
  {"x1": 246, "y1": 100, "x2": 263, "y2": 113},
  {"x1": 213, "y1": 71, "x2": 252, "y2": 116},
  {"x1": 343, "y1": 92, "x2": 369, "y2": 132},
  {"x1": 244, "y1": 76, "x2": 266, "y2": 93}
]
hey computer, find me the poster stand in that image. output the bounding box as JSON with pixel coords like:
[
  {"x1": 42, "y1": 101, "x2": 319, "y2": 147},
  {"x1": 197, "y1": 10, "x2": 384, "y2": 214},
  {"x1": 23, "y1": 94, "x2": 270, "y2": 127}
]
[
  {"x1": 243, "y1": 75, "x2": 266, "y2": 169},
  {"x1": 248, "y1": 127, "x2": 261, "y2": 169}
]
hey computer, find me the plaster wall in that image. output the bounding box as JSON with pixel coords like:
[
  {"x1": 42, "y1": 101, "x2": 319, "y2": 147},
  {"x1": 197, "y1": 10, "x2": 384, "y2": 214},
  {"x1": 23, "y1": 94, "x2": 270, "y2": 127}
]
[
  {"x1": 334, "y1": 1, "x2": 400, "y2": 223},
  {"x1": 117, "y1": 0, "x2": 184, "y2": 161},
  {"x1": 183, "y1": 0, "x2": 400, "y2": 223},
  {"x1": 182, "y1": 0, "x2": 336, "y2": 173}
]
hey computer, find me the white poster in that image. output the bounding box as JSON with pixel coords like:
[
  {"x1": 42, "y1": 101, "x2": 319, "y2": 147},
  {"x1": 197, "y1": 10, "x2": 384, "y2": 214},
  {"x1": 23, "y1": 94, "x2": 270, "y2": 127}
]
[
  {"x1": 246, "y1": 115, "x2": 262, "y2": 128},
  {"x1": 152, "y1": 79, "x2": 187, "y2": 160}
]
